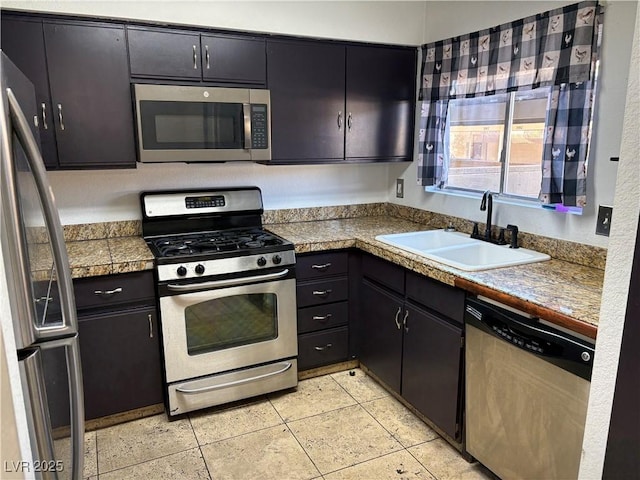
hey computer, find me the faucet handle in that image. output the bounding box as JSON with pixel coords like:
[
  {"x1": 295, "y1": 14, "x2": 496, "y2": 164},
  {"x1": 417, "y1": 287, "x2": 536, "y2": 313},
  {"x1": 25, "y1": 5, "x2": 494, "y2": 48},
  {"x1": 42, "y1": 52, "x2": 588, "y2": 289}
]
[
  {"x1": 506, "y1": 224, "x2": 519, "y2": 249},
  {"x1": 471, "y1": 222, "x2": 480, "y2": 239},
  {"x1": 497, "y1": 228, "x2": 507, "y2": 245}
]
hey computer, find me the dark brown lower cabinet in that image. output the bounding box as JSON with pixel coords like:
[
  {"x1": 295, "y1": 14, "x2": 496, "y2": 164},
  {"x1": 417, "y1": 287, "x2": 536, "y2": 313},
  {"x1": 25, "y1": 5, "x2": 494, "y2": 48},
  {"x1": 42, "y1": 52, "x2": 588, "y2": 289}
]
[
  {"x1": 359, "y1": 279, "x2": 403, "y2": 393},
  {"x1": 401, "y1": 304, "x2": 462, "y2": 440},
  {"x1": 359, "y1": 254, "x2": 464, "y2": 441},
  {"x1": 78, "y1": 306, "x2": 162, "y2": 420},
  {"x1": 43, "y1": 272, "x2": 163, "y2": 428}
]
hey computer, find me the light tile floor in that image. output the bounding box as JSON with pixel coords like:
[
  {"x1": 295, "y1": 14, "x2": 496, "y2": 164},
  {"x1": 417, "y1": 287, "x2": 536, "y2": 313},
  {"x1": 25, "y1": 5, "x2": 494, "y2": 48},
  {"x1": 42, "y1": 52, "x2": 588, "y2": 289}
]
[{"x1": 74, "y1": 369, "x2": 494, "y2": 479}]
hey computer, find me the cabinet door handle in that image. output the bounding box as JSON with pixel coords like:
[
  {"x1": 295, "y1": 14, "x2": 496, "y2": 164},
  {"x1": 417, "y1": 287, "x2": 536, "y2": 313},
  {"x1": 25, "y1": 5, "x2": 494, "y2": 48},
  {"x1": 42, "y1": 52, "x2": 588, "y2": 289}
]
[
  {"x1": 312, "y1": 314, "x2": 333, "y2": 321},
  {"x1": 394, "y1": 306, "x2": 402, "y2": 330},
  {"x1": 148, "y1": 314, "x2": 154, "y2": 338},
  {"x1": 337, "y1": 111, "x2": 343, "y2": 130},
  {"x1": 403, "y1": 310, "x2": 409, "y2": 333},
  {"x1": 93, "y1": 287, "x2": 122, "y2": 296},
  {"x1": 57, "y1": 104, "x2": 65, "y2": 130},
  {"x1": 41, "y1": 103, "x2": 48, "y2": 130},
  {"x1": 312, "y1": 289, "x2": 332, "y2": 297},
  {"x1": 314, "y1": 343, "x2": 333, "y2": 351},
  {"x1": 311, "y1": 263, "x2": 332, "y2": 271},
  {"x1": 192, "y1": 44, "x2": 198, "y2": 69},
  {"x1": 347, "y1": 112, "x2": 353, "y2": 130},
  {"x1": 205, "y1": 44, "x2": 210, "y2": 69}
]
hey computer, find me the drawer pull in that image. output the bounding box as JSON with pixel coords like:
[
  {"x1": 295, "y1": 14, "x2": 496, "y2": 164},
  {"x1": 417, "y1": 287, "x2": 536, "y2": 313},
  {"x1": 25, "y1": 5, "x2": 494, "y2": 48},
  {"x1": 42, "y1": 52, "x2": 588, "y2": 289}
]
[
  {"x1": 312, "y1": 314, "x2": 333, "y2": 322},
  {"x1": 312, "y1": 289, "x2": 332, "y2": 297},
  {"x1": 314, "y1": 343, "x2": 333, "y2": 351},
  {"x1": 403, "y1": 310, "x2": 409, "y2": 333},
  {"x1": 311, "y1": 263, "x2": 332, "y2": 271},
  {"x1": 394, "y1": 306, "x2": 402, "y2": 330},
  {"x1": 93, "y1": 287, "x2": 123, "y2": 297},
  {"x1": 148, "y1": 314, "x2": 154, "y2": 339},
  {"x1": 35, "y1": 296, "x2": 54, "y2": 304}
]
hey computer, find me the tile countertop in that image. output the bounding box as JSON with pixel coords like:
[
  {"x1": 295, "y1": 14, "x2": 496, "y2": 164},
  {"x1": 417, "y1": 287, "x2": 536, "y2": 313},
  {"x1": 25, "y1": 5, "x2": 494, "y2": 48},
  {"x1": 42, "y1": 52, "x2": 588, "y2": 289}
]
[
  {"x1": 31, "y1": 236, "x2": 154, "y2": 281},
  {"x1": 266, "y1": 216, "x2": 603, "y2": 339},
  {"x1": 37, "y1": 215, "x2": 602, "y2": 339}
]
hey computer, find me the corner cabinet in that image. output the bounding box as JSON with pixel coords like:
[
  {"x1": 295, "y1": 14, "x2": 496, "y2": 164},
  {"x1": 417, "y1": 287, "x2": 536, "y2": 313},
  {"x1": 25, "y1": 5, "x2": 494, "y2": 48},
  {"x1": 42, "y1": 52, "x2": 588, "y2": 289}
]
[
  {"x1": 127, "y1": 26, "x2": 266, "y2": 85},
  {"x1": 266, "y1": 39, "x2": 417, "y2": 164},
  {"x1": 43, "y1": 271, "x2": 163, "y2": 427},
  {"x1": 359, "y1": 254, "x2": 465, "y2": 441},
  {"x1": 1, "y1": 15, "x2": 136, "y2": 169}
]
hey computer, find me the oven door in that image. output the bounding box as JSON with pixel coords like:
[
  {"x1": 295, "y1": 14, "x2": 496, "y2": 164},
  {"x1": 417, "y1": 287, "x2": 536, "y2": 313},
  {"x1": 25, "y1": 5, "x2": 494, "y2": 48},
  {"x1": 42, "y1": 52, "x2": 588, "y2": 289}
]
[{"x1": 158, "y1": 271, "x2": 296, "y2": 383}]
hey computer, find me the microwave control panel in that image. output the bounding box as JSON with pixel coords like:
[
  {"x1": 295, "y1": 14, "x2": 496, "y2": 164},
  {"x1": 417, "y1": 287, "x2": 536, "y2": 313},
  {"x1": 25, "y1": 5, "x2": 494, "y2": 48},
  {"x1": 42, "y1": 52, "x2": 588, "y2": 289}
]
[{"x1": 251, "y1": 104, "x2": 269, "y2": 149}]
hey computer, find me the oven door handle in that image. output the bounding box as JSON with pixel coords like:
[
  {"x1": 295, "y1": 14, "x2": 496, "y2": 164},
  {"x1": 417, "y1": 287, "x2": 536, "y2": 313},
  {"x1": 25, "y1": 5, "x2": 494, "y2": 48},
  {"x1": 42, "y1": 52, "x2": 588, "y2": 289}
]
[
  {"x1": 175, "y1": 361, "x2": 293, "y2": 395},
  {"x1": 166, "y1": 269, "x2": 290, "y2": 292}
]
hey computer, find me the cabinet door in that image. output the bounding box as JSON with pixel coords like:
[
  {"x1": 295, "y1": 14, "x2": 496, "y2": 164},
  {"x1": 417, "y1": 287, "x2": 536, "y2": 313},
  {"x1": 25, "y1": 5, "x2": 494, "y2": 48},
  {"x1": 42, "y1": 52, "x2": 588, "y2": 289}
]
[
  {"x1": 402, "y1": 304, "x2": 462, "y2": 440},
  {"x1": 359, "y1": 279, "x2": 403, "y2": 393},
  {"x1": 201, "y1": 35, "x2": 266, "y2": 84},
  {"x1": 1, "y1": 17, "x2": 59, "y2": 168},
  {"x1": 128, "y1": 27, "x2": 202, "y2": 79},
  {"x1": 79, "y1": 306, "x2": 163, "y2": 420},
  {"x1": 44, "y1": 22, "x2": 136, "y2": 168},
  {"x1": 267, "y1": 40, "x2": 346, "y2": 163},
  {"x1": 345, "y1": 45, "x2": 416, "y2": 161}
]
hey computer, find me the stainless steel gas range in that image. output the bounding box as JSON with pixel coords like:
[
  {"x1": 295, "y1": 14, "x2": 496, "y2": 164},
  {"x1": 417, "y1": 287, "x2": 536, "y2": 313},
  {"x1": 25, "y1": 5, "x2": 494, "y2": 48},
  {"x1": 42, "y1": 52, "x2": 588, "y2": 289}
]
[{"x1": 141, "y1": 187, "x2": 297, "y2": 416}]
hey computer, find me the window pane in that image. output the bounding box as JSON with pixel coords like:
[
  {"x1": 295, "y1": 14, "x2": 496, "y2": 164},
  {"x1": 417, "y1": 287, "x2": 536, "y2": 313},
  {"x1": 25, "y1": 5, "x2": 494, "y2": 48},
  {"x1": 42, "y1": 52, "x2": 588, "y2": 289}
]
[
  {"x1": 185, "y1": 293, "x2": 277, "y2": 355},
  {"x1": 446, "y1": 95, "x2": 506, "y2": 192},
  {"x1": 503, "y1": 89, "x2": 549, "y2": 198}
]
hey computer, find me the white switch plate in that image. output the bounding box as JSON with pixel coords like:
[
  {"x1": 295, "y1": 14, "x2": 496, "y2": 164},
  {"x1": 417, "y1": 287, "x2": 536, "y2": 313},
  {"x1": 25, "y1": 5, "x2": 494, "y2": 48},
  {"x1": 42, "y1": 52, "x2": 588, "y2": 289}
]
[{"x1": 396, "y1": 179, "x2": 404, "y2": 198}]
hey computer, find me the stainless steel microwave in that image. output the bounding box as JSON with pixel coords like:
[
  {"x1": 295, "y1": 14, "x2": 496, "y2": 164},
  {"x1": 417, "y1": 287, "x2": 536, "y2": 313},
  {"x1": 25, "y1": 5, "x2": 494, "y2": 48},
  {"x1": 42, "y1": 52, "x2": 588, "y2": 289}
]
[{"x1": 133, "y1": 84, "x2": 270, "y2": 163}]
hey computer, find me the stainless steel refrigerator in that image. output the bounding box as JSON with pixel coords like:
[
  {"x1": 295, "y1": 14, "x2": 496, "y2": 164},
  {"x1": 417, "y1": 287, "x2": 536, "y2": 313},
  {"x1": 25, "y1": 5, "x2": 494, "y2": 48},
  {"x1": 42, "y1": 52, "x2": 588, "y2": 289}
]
[{"x1": 1, "y1": 52, "x2": 84, "y2": 480}]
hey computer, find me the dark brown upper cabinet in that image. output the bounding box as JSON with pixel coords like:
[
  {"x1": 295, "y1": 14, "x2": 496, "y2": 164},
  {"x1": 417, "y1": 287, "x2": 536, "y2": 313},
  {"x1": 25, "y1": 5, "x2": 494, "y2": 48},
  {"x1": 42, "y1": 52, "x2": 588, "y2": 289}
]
[
  {"x1": 266, "y1": 39, "x2": 417, "y2": 164},
  {"x1": 127, "y1": 26, "x2": 266, "y2": 85},
  {"x1": 267, "y1": 40, "x2": 346, "y2": 163},
  {"x1": 1, "y1": 15, "x2": 136, "y2": 169}
]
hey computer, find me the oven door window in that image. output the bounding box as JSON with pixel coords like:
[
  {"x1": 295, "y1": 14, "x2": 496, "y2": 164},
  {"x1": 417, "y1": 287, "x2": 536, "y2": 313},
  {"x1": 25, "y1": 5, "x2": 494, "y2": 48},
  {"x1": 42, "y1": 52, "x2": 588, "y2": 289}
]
[
  {"x1": 139, "y1": 100, "x2": 244, "y2": 150},
  {"x1": 185, "y1": 293, "x2": 277, "y2": 355}
]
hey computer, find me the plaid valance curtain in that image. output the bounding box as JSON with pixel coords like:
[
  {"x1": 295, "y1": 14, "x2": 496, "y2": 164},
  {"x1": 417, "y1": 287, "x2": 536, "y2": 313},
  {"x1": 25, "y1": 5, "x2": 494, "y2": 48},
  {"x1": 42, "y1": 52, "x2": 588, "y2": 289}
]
[{"x1": 417, "y1": 1, "x2": 603, "y2": 207}]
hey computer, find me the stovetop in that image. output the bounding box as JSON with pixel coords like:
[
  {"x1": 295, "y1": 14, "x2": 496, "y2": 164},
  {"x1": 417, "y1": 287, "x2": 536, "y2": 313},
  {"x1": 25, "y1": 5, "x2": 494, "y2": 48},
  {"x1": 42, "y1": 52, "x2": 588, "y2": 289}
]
[{"x1": 148, "y1": 227, "x2": 291, "y2": 260}]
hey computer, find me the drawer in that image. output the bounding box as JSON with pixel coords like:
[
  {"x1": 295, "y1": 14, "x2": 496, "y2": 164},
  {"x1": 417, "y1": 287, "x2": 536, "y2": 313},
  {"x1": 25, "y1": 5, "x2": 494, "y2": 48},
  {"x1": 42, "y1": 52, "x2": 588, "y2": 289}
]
[
  {"x1": 298, "y1": 301, "x2": 348, "y2": 334},
  {"x1": 406, "y1": 271, "x2": 465, "y2": 324},
  {"x1": 298, "y1": 327, "x2": 349, "y2": 371},
  {"x1": 297, "y1": 278, "x2": 348, "y2": 308},
  {"x1": 74, "y1": 271, "x2": 155, "y2": 311},
  {"x1": 297, "y1": 252, "x2": 348, "y2": 280},
  {"x1": 362, "y1": 254, "x2": 404, "y2": 294}
]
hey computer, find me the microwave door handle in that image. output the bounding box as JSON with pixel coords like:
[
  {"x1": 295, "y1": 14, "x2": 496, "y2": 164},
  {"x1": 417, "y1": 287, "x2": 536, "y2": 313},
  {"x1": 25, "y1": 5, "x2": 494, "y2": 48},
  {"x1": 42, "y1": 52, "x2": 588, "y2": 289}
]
[{"x1": 243, "y1": 103, "x2": 251, "y2": 150}]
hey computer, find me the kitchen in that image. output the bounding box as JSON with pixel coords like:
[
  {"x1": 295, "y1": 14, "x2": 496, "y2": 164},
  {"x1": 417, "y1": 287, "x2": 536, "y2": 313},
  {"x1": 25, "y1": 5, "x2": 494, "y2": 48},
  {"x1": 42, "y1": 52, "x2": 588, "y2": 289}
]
[{"x1": 1, "y1": 1, "x2": 638, "y2": 479}]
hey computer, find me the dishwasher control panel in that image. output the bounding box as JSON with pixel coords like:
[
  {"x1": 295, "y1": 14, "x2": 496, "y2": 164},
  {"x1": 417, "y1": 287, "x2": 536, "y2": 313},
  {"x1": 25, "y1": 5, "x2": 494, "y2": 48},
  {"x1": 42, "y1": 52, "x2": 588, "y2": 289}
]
[{"x1": 465, "y1": 297, "x2": 595, "y2": 380}]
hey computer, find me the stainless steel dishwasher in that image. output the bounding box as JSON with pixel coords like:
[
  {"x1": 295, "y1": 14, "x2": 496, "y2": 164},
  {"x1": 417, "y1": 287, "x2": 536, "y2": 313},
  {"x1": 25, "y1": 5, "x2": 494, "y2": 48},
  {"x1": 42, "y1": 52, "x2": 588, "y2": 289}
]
[{"x1": 464, "y1": 296, "x2": 595, "y2": 480}]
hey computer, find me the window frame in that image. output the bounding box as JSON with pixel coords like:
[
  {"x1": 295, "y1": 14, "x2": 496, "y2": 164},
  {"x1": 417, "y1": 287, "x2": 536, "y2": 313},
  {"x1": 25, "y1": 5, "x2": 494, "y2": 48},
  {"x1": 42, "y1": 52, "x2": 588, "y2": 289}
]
[{"x1": 439, "y1": 88, "x2": 552, "y2": 204}]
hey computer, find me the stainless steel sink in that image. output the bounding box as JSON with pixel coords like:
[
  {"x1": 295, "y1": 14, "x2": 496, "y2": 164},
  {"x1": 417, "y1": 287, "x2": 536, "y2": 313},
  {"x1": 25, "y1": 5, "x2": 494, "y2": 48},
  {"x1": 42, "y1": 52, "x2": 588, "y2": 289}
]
[{"x1": 375, "y1": 229, "x2": 550, "y2": 271}]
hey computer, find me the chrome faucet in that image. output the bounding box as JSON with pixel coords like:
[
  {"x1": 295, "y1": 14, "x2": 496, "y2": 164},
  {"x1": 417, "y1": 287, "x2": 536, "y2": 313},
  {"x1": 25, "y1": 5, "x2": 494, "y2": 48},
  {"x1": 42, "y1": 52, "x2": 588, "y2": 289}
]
[{"x1": 480, "y1": 190, "x2": 493, "y2": 241}]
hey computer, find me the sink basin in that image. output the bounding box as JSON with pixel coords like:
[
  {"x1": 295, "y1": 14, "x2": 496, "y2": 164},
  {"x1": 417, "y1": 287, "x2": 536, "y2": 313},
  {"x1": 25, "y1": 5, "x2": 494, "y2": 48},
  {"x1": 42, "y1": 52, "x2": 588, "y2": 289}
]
[{"x1": 375, "y1": 229, "x2": 550, "y2": 271}]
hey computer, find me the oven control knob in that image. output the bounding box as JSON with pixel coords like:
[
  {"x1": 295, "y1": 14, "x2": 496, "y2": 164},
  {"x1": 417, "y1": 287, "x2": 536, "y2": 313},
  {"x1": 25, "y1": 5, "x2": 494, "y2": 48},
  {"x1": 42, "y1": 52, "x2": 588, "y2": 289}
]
[
  {"x1": 272, "y1": 254, "x2": 282, "y2": 265},
  {"x1": 195, "y1": 264, "x2": 205, "y2": 275},
  {"x1": 257, "y1": 257, "x2": 267, "y2": 267},
  {"x1": 177, "y1": 266, "x2": 187, "y2": 277}
]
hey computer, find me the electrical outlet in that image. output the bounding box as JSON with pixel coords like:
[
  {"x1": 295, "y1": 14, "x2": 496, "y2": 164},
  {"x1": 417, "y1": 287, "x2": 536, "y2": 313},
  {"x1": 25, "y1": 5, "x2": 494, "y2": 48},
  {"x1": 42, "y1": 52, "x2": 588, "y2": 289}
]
[
  {"x1": 396, "y1": 179, "x2": 404, "y2": 198},
  {"x1": 596, "y1": 205, "x2": 613, "y2": 236}
]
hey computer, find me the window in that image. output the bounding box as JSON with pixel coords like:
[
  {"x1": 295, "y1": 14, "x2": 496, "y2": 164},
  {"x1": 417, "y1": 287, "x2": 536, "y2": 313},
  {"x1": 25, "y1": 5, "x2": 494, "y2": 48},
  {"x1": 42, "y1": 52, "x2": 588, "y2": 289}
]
[{"x1": 444, "y1": 87, "x2": 550, "y2": 201}]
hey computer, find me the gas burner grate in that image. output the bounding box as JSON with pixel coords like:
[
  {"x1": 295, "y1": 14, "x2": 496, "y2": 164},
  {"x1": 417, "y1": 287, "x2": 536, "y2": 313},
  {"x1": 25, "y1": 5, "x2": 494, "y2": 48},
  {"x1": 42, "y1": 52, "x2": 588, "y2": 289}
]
[{"x1": 149, "y1": 228, "x2": 287, "y2": 259}]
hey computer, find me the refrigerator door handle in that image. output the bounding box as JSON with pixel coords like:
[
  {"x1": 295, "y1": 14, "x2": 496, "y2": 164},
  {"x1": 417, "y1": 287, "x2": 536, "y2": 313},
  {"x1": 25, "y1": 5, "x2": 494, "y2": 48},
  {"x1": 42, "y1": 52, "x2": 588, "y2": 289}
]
[
  {"x1": 6, "y1": 88, "x2": 85, "y2": 480},
  {"x1": 7, "y1": 88, "x2": 79, "y2": 340}
]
